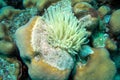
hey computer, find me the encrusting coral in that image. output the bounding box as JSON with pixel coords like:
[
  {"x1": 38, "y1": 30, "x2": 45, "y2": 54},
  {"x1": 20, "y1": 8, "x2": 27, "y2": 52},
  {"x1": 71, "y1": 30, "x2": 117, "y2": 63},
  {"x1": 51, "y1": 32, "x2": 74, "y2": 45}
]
[{"x1": 74, "y1": 48, "x2": 116, "y2": 80}]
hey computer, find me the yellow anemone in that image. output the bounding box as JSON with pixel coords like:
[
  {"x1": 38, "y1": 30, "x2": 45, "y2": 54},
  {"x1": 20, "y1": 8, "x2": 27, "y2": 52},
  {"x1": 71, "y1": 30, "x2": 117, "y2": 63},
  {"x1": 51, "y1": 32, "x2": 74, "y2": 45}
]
[{"x1": 43, "y1": 0, "x2": 88, "y2": 56}]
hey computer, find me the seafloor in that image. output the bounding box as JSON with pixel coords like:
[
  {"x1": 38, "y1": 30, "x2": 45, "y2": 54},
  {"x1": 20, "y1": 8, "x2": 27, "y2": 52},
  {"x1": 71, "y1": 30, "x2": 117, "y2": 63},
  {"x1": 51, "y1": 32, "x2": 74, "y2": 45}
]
[{"x1": 0, "y1": 0, "x2": 120, "y2": 80}]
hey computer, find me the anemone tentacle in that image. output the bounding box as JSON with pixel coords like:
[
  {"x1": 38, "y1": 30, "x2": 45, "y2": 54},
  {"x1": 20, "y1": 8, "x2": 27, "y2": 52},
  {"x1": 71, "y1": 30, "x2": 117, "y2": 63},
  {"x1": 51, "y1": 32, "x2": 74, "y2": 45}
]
[{"x1": 43, "y1": 0, "x2": 88, "y2": 55}]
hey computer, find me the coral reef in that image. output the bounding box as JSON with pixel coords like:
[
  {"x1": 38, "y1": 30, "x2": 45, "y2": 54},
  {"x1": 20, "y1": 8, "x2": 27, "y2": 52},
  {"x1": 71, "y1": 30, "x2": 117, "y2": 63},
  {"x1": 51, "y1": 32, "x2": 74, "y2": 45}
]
[
  {"x1": 0, "y1": 0, "x2": 120, "y2": 79},
  {"x1": 15, "y1": 0, "x2": 117, "y2": 80}
]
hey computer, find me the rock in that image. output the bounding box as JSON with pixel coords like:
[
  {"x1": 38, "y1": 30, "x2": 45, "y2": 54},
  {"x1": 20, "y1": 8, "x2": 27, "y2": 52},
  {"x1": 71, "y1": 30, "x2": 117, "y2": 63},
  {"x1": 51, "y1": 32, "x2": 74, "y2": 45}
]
[
  {"x1": 74, "y1": 48, "x2": 116, "y2": 80},
  {"x1": 109, "y1": 9, "x2": 120, "y2": 35}
]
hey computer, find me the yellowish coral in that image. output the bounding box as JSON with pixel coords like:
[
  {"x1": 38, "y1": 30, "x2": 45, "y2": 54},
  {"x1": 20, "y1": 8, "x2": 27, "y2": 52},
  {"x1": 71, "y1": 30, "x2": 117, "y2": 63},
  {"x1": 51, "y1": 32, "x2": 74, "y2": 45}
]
[
  {"x1": 0, "y1": 40, "x2": 15, "y2": 55},
  {"x1": 0, "y1": 23, "x2": 7, "y2": 38},
  {"x1": 105, "y1": 38, "x2": 117, "y2": 51},
  {"x1": 28, "y1": 56, "x2": 72, "y2": 80},
  {"x1": 73, "y1": 2, "x2": 99, "y2": 32},
  {"x1": 0, "y1": 23, "x2": 15, "y2": 55},
  {"x1": 109, "y1": 9, "x2": 120, "y2": 35},
  {"x1": 23, "y1": 0, "x2": 37, "y2": 8},
  {"x1": 72, "y1": 0, "x2": 93, "y2": 5},
  {"x1": 98, "y1": 5, "x2": 111, "y2": 18},
  {"x1": 74, "y1": 48, "x2": 116, "y2": 80},
  {"x1": 15, "y1": 16, "x2": 74, "y2": 80},
  {"x1": 23, "y1": 0, "x2": 60, "y2": 10},
  {"x1": 0, "y1": 6, "x2": 21, "y2": 20},
  {"x1": 15, "y1": 16, "x2": 38, "y2": 60},
  {"x1": 73, "y1": 2, "x2": 93, "y2": 14}
]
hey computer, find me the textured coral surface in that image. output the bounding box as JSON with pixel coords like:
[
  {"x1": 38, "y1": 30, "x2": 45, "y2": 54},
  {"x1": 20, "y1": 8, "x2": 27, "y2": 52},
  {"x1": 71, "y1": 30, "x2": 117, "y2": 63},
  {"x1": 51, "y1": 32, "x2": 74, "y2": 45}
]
[{"x1": 0, "y1": 0, "x2": 120, "y2": 80}]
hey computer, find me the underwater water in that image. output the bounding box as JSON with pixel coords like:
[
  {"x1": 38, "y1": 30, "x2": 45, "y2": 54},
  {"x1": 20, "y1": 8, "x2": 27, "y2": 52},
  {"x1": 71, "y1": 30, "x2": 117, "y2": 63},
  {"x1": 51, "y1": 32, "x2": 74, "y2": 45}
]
[{"x1": 0, "y1": 0, "x2": 120, "y2": 80}]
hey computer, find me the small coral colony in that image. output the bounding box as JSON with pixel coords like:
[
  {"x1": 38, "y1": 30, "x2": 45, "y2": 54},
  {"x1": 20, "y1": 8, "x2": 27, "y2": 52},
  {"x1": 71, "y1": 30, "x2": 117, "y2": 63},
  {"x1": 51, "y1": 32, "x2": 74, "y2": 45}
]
[{"x1": 0, "y1": 0, "x2": 120, "y2": 80}]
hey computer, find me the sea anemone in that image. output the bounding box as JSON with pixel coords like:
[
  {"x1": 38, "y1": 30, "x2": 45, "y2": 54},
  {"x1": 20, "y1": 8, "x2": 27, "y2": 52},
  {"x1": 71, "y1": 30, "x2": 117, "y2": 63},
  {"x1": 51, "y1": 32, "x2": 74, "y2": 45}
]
[{"x1": 42, "y1": 0, "x2": 89, "y2": 56}]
